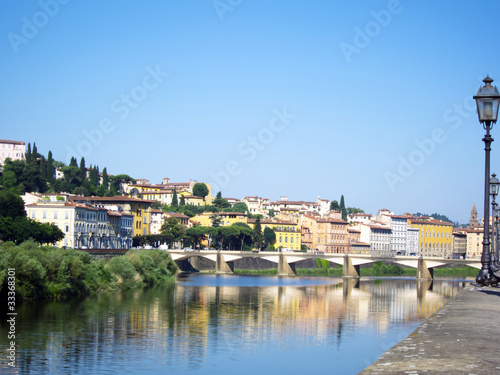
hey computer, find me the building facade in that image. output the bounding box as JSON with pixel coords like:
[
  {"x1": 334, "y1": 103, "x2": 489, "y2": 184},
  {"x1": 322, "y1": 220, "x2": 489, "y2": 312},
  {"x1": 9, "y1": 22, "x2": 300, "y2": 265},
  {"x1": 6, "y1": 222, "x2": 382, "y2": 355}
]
[
  {"x1": 409, "y1": 219, "x2": 454, "y2": 257},
  {"x1": 0, "y1": 139, "x2": 25, "y2": 165}
]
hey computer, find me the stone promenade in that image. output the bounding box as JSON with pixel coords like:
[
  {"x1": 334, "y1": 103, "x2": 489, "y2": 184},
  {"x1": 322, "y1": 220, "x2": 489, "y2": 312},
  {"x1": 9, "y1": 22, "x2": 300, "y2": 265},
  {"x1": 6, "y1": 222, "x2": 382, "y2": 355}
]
[{"x1": 360, "y1": 285, "x2": 500, "y2": 374}]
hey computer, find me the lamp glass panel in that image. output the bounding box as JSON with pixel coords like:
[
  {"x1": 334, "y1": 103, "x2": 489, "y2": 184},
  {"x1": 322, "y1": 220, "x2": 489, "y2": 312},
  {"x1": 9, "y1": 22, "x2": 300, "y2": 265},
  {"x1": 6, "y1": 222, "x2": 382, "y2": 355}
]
[{"x1": 477, "y1": 98, "x2": 500, "y2": 122}]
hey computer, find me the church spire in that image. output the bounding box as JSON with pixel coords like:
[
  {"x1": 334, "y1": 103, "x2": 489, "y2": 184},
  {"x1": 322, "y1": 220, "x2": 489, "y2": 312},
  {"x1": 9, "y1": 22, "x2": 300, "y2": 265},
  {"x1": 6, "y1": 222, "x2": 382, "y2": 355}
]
[{"x1": 470, "y1": 203, "x2": 478, "y2": 228}]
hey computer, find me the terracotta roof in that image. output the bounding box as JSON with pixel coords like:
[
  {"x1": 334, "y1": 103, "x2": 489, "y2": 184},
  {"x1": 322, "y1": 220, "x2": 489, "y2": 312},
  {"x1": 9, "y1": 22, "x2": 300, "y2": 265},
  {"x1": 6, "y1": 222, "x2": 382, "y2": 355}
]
[
  {"x1": 369, "y1": 225, "x2": 391, "y2": 231},
  {"x1": 0, "y1": 139, "x2": 25, "y2": 145},
  {"x1": 410, "y1": 219, "x2": 454, "y2": 226},
  {"x1": 165, "y1": 212, "x2": 190, "y2": 219},
  {"x1": 70, "y1": 195, "x2": 156, "y2": 204}
]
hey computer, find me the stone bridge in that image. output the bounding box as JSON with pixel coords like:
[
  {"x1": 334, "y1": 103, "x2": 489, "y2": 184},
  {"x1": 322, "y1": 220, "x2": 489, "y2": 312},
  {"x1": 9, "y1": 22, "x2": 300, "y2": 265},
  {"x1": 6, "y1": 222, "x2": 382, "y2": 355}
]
[{"x1": 167, "y1": 250, "x2": 481, "y2": 280}]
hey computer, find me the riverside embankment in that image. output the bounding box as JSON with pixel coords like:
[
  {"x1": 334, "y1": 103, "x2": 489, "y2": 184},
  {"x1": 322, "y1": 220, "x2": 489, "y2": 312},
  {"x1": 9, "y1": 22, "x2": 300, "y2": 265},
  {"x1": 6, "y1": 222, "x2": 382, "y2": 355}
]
[{"x1": 360, "y1": 284, "x2": 500, "y2": 374}]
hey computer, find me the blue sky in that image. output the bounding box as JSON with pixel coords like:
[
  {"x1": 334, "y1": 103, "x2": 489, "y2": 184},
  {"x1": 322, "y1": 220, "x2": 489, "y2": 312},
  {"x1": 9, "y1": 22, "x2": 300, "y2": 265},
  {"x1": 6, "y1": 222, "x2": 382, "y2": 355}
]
[{"x1": 1, "y1": 0, "x2": 500, "y2": 224}]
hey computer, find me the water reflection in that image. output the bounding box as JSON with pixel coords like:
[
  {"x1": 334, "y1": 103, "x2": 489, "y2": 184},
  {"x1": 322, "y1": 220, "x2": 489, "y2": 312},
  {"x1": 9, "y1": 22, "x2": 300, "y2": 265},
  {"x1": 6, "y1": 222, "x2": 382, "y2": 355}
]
[{"x1": 0, "y1": 276, "x2": 469, "y2": 374}]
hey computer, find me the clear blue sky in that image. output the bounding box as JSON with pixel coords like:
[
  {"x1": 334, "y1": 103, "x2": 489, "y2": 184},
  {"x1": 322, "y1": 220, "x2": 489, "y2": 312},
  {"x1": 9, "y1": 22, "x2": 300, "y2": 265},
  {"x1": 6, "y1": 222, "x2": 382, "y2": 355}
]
[{"x1": 1, "y1": 0, "x2": 499, "y2": 224}]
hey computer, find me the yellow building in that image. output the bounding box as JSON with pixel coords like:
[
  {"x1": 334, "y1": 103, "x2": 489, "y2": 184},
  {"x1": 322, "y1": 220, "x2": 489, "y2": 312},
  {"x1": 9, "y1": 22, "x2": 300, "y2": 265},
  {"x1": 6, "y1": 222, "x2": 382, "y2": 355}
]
[
  {"x1": 409, "y1": 219, "x2": 454, "y2": 257},
  {"x1": 249, "y1": 219, "x2": 302, "y2": 251},
  {"x1": 193, "y1": 212, "x2": 248, "y2": 227}
]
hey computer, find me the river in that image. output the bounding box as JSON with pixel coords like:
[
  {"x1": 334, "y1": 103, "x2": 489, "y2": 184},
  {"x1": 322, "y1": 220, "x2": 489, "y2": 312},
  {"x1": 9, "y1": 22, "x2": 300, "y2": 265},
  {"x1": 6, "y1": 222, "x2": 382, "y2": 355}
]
[{"x1": 0, "y1": 274, "x2": 470, "y2": 374}]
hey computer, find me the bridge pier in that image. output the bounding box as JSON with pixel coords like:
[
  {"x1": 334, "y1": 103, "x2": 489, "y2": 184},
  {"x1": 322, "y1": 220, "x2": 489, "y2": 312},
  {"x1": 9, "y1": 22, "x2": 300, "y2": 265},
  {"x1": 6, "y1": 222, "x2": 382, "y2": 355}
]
[
  {"x1": 174, "y1": 258, "x2": 198, "y2": 273},
  {"x1": 343, "y1": 278, "x2": 360, "y2": 297},
  {"x1": 417, "y1": 280, "x2": 434, "y2": 300},
  {"x1": 278, "y1": 254, "x2": 296, "y2": 277},
  {"x1": 343, "y1": 255, "x2": 360, "y2": 278},
  {"x1": 417, "y1": 257, "x2": 433, "y2": 280},
  {"x1": 216, "y1": 252, "x2": 234, "y2": 274}
]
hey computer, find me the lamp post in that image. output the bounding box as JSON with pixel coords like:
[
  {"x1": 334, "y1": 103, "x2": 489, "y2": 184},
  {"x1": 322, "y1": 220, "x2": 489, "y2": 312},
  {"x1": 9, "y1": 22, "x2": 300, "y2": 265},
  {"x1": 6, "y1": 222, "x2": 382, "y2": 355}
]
[
  {"x1": 474, "y1": 76, "x2": 500, "y2": 286},
  {"x1": 490, "y1": 174, "x2": 500, "y2": 272}
]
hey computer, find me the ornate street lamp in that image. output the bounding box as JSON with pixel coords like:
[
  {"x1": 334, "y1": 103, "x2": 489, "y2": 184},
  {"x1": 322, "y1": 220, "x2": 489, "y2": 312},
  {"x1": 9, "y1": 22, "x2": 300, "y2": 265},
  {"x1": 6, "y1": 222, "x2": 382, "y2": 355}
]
[{"x1": 474, "y1": 76, "x2": 500, "y2": 286}]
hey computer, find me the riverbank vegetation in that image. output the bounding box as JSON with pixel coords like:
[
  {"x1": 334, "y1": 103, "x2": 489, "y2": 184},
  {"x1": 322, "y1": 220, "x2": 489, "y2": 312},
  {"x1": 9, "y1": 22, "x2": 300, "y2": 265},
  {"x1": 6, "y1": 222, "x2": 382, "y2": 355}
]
[{"x1": 0, "y1": 241, "x2": 178, "y2": 301}]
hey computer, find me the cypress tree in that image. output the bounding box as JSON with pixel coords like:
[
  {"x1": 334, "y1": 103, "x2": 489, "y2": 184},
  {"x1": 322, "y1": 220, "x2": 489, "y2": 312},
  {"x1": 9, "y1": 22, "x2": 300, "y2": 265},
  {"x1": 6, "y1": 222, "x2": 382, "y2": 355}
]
[
  {"x1": 340, "y1": 195, "x2": 347, "y2": 221},
  {"x1": 40, "y1": 157, "x2": 47, "y2": 180},
  {"x1": 32, "y1": 142, "x2": 38, "y2": 161},
  {"x1": 70, "y1": 157, "x2": 78, "y2": 167},
  {"x1": 79, "y1": 157, "x2": 86, "y2": 181},
  {"x1": 47, "y1": 151, "x2": 54, "y2": 182},
  {"x1": 102, "y1": 167, "x2": 109, "y2": 189},
  {"x1": 94, "y1": 165, "x2": 100, "y2": 186},
  {"x1": 253, "y1": 217, "x2": 264, "y2": 250},
  {"x1": 26, "y1": 143, "x2": 32, "y2": 163},
  {"x1": 172, "y1": 188, "x2": 178, "y2": 206}
]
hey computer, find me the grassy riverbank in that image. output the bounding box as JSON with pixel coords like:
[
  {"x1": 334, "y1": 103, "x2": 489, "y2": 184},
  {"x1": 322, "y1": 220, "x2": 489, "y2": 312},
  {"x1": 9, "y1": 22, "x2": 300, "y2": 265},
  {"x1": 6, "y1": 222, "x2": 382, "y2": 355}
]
[{"x1": 0, "y1": 241, "x2": 178, "y2": 301}]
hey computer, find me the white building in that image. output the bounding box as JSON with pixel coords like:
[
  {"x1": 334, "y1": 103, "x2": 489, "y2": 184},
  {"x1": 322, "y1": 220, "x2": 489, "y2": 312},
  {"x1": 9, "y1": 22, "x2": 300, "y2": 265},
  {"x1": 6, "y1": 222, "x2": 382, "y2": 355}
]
[
  {"x1": 389, "y1": 215, "x2": 408, "y2": 255},
  {"x1": 0, "y1": 139, "x2": 25, "y2": 166},
  {"x1": 406, "y1": 227, "x2": 419, "y2": 256}
]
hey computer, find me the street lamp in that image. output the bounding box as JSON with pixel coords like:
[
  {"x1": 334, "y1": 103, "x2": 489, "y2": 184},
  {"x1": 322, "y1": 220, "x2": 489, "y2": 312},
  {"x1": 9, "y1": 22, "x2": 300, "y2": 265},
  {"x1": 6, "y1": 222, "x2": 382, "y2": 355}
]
[
  {"x1": 490, "y1": 174, "x2": 500, "y2": 272},
  {"x1": 474, "y1": 76, "x2": 500, "y2": 286}
]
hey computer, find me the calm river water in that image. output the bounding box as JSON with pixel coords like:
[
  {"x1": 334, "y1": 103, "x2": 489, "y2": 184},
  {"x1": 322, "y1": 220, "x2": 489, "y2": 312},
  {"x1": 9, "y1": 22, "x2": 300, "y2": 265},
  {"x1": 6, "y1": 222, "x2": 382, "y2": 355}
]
[{"x1": 1, "y1": 275, "x2": 470, "y2": 375}]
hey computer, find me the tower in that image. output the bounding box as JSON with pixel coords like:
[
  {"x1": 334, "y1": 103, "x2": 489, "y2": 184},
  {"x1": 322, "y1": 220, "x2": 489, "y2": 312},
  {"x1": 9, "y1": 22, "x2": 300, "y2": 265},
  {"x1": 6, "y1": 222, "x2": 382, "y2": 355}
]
[{"x1": 470, "y1": 203, "x2": 479, "y2": 228}]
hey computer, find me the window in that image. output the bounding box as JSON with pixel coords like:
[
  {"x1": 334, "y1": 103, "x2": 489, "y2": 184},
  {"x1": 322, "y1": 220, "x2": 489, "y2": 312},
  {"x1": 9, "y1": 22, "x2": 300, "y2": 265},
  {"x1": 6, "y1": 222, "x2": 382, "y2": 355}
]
[
  {"x1": 65, "y1": 211, "x2": 69, "y2": 219},
  {"x1": 31, "y1": 211, "x2": 36, "y2": 219},
  {"x1": 54, "y1": 212, "x2": 58, "y2": 219},
  {"x1": 43, "y1": 211, "x2": 47, "y2": 219},
  {"x1": 279, "y1": 237, "x2": 282, "y2": 243}
]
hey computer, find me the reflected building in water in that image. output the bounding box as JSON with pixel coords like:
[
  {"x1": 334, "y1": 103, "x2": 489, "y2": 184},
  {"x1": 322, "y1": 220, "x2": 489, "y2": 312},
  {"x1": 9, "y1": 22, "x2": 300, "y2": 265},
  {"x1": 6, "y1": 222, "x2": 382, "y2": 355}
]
[{"x1": 4, "y1": 278, "x2": 468, "y2": 373}]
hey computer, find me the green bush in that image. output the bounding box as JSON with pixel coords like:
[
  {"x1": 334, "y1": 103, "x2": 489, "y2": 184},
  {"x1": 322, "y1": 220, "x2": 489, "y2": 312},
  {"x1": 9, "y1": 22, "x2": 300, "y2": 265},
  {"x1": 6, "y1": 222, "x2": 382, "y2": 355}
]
[{"x1": 0, "y1": 242, "x2": 178, "y2": 301}]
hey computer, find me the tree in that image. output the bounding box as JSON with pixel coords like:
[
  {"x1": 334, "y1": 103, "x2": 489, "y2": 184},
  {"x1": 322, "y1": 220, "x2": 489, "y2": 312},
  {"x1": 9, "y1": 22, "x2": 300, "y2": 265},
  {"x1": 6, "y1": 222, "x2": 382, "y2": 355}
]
[
  {"x1": 109, "y1": 174, "x2": 135, "y2": 194},
  {"x1": 39, "y1": 157, "x2": 47, "y2": 180},
  {"x1": 252, "y1": 217, "x2": 264, "y2": 250},
  {"x1": 330, "y1": 200, "x2": 339, "y2": 211},
  {"x1": 46, "y1": 150, "x2": 54, "y2": 183},
  {"x1": 0, "y1": 191, "x2": 64, "y2": 245},
  {"x1": 340, "y1": 195, "x2": 347, "y2": 221},
  {"x1": 0, "y1": 190, "x2": 26, "y2": 219},
  {"x1": 186, "y1": 226, "x2": 207, "y2": 249},
  {"x1": 79, "y1": 157, "x2": 86, "y2": 182},
  {"x1": 263, "y1": 227, "x2": 276, "y2": 249},
  {"x1": 213, "y1": 191, "x2": 230, "y2": 209},
  {"x1": 347, "y1": 207, "x2": 364, "y2": 214},
  {"x1": 102, "y1": 167, "x2": 109, "y2": 189},
  {"x1": 210, "y1": 213, "x2": 222, "y2": 227},
  {"x1": 160, "y1": 217, "x2": 186, "y2": 247},
  {"x1": 218, "y1": 226, "x2": 239, "y2": 250},
  {"x1": 268, "y1": 209, "x2": 275, "y2": 218},
  {"x1": 69, "y1": 157, "x2": 78, "y2": 168},
  {"x1": 172, "y1": 188, "x2": 178, "y2": 207},
  {"x1": 26, "y1": 143, "x2": 32, "y2": 163},
  {"x1": 231, "y1": 223, "x2": 253, "y2": 250},
  {"x1": 193, "y1": 183, "x2": 209, "y2": 201},
  {"x1": 179, "y1": 195, "x2": 186, "y2": 206},
  {"x1": 230, "y1": 202, "x2": 248, "y2": 214},
  {"x1": 32, "y1": 143, "x2": 38, "y2": 161}
]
